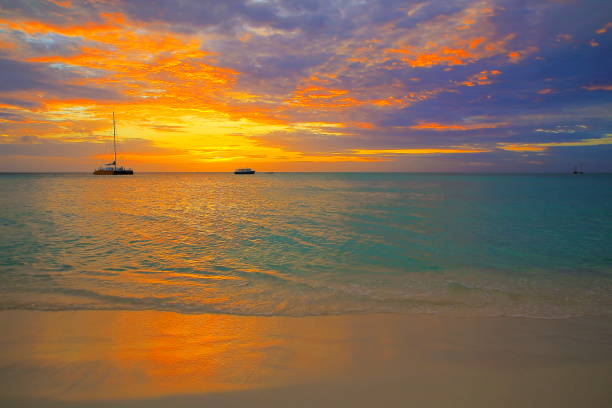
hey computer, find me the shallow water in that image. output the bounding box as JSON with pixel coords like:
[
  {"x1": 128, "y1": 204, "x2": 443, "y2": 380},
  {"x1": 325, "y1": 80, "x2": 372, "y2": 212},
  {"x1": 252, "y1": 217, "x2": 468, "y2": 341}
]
[{"x1": 1, "y1": 172, "x2": 611, "y2": 317}]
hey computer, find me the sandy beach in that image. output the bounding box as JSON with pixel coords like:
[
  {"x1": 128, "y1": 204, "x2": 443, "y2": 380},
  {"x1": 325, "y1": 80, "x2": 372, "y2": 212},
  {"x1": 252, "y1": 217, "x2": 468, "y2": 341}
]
[{"x1": 1, "y1": 310, "x2": 610, "y2": 407}]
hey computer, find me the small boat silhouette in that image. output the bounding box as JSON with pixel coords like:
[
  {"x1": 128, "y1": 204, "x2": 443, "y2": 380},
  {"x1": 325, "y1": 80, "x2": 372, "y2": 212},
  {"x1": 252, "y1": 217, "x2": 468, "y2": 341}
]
[
  {"x1": 93, "y1": 113, "x2": 133, "y2": 175},
  {"x1": 234, "y1": 168, "x2": 255, "y2": 174},
  {"x1": 572, "y1": 163, "x2": 584, "y2": 174}
]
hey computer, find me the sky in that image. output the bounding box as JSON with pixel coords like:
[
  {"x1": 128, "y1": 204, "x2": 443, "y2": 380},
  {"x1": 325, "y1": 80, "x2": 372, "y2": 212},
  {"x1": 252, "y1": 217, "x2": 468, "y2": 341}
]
[{"x1": 0, "y1": 0, "x2": 611, "y2": 172}]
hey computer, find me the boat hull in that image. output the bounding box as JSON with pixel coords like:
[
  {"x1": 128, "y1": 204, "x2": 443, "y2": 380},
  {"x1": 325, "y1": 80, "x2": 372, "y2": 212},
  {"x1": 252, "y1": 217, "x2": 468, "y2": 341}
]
[
  {"x1": 234, "y1": 170, "x2": 255, "y2": 174},
  {"x1": 93, "y1": 170, "x2": 134, "y2": 175}
]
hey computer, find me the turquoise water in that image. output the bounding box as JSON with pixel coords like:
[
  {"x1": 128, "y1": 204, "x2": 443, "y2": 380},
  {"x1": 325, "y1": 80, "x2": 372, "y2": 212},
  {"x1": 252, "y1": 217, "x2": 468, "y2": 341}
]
[{"x1": 1, "y1": 173, "x2": 611, "y2": 318}]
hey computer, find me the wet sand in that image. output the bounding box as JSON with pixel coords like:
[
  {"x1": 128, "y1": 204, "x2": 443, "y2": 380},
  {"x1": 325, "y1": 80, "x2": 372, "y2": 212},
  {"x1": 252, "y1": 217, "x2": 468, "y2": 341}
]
[{"x1": 0, "y1": 310, "x2": 611, "y2": 407}]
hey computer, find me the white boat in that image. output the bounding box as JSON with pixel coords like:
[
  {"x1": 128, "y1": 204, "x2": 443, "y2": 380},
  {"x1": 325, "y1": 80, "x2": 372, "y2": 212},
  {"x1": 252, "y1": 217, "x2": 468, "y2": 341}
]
[{"x1": 234, "y1": 168, "x2": 255, "y2": 174}]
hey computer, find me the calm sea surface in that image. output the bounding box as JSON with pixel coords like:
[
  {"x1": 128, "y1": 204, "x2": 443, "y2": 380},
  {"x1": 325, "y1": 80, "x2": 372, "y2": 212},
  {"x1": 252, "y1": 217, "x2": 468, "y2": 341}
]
[{"x1": 1, "y1": 173, "x2": 611, "y2": 318}]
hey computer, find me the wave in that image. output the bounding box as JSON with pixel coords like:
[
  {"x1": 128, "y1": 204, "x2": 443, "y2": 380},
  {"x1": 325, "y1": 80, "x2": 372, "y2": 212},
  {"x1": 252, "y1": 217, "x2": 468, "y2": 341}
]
[{"x1": 2, "y1": 274, "x2": 612, "y2": 319}]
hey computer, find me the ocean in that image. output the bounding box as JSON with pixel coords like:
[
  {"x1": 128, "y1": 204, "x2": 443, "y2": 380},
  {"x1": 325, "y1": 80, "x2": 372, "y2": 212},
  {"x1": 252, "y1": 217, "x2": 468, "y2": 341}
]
[{"x1": 1, "y1": 172, "x2": 611, "y2": 318}]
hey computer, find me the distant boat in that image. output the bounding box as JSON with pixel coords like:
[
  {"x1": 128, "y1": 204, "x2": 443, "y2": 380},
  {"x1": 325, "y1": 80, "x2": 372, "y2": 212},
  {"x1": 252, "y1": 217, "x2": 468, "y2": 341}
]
[
  {"x1": 234, "y1": 168, "x2": 255, "y2": 174},
  {"x1": 93, "y1": 112, "x2": 133, "y2": 175},
  {"x1": 572, "y1": 163, "x2": 584, "y2": 175}
]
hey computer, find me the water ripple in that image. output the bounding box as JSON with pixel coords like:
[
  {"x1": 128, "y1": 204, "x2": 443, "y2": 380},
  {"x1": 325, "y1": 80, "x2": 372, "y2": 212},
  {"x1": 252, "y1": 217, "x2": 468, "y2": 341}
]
[{"x1": 1, "y1": 173, "x2": 612, "y2": 318}]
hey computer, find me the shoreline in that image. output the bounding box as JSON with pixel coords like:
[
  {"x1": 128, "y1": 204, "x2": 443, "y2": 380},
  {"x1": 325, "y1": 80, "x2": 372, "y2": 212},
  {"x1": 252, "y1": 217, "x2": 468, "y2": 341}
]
[
  {"x1": 1, "y1": 306, "x2": 611, "y2": 320},
  {"x1": 1, "y1": 310, "x2": 611, "y2": 407}
]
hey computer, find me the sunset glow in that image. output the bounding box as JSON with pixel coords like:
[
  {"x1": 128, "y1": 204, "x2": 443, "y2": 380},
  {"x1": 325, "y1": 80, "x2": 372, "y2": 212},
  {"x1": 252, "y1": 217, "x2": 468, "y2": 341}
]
[{"x1": 1, "y1": 0, "x2": 610, "y2": 171}]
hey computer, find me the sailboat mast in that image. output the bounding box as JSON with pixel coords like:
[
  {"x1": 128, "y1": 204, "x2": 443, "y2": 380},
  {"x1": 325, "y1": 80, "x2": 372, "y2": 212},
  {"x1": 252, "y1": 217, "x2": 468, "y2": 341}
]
[{"x1": 113, "y1": 112, "x2": 117, "y2": 170}]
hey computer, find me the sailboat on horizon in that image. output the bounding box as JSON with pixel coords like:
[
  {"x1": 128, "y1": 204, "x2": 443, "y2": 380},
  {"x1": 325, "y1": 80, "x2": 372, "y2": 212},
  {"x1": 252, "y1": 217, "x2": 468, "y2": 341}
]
[
  {"x1": 572, "y1": 163, "x2": 584, "y2": 175},
  {"x1": 93, "y1": 112, "x2": 133, "y2": 175}
]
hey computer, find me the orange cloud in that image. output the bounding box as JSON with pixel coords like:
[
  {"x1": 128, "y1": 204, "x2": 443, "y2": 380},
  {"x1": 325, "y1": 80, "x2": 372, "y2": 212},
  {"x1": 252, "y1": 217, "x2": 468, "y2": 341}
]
[
  {"x1": 287, "y1": 81, "x2": 447, "y2": 111},
  {"x1": 410, "y1": 122, "x2": 507, "y2": 131},
  {"x1": 6, "y1": 13, "x2": 238, "y2": 107},
  {"x1": 286, "y1": 75, "x2": 429, "y2": 110},
  {"x1": 507, "y1": 47, "x2": 537, "y2": 63},
  {"x1": 507, "y1": 51, "x2": 521, "y2": 62},
  {"x1": 288, "y1": 85, "x2": 362, "y2": 109},
  {"x1": 47, "y1": 0, "x2": 72, "y2": 8},
  {"x1": 352, "y1": 147, "x2": 489, "y2": 155},
  {"x1": 4, "y1": 12, "x2": 294, "y2": 129},
  {"x1": 1, "y1": 13, "x2": 123, "y2": 37},
  {"x1": 1, "y1": 1, "x2": 589, "y2": 172},
  {"x1": 386, "y1": 36, "x2": 514, "y2": 68},
  {"x1": 498, "y1": 144, "x2": 547, "y2": 152},
  {"x1": 461, "y1": 70, "x2": 501, "y2": 86},
  {"x1": 350, "y1": 122, "x2": 375, "y2": 129},
  {"x1": 0, "y1": 12, "x2": 305, "y2": 171},
  {"x1": 238, "y1": 33, "x2": 252, "y2": 43},
  {"x1": 556, "y1": 34, "x2": 572, "y2": 42},
  {"x1": 499, "y1": 134, "x2": 612, "y2": 153},
  {"x1": 583, "y1": 85, "x2": 612, "y2": 91},
  {"x1": 389, "y1": 46, "x2": 477, "y2": 68},
  {"x1": 381, "y1": 2, "x2": 518, "y2": 69},
  {"x1": 0, "y1": 39, "x2": 16, "y2": 50},
  {"x1": 289, "y1": 154, "x2": 383, "y2": 163},
  {"x1": 498, "y1": 133, "x2": 612, "y2": 152},
  {"x1": 596, "y1": 22, "x2": 612, "y2": 34}
]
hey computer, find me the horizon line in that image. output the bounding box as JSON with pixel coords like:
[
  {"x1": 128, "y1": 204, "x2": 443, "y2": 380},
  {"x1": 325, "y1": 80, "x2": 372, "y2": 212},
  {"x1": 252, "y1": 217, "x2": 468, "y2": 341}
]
[{"x1": 1, "y1": 171, "x2": 611, "y2": 175}]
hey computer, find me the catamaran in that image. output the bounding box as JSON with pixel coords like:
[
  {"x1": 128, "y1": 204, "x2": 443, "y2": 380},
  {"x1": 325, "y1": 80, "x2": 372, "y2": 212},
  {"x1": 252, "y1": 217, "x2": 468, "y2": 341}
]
[{"x1": 93, "y1": 112, "x2": 133, "y2": 175}]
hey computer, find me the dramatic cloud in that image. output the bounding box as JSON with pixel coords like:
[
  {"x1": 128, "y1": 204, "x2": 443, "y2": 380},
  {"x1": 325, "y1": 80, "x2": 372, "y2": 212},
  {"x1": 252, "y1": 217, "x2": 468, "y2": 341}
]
[{"x1": 0, "y1": 0, "x2": 611, "y2": 171}]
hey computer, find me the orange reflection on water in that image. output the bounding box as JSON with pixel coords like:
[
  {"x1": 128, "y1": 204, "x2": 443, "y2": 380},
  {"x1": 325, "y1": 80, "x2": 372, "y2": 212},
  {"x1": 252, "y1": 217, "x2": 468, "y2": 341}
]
[
  {"x1": 108, "y1": 312, "x2": 280, "y2": 397},
  {"x1": 0, "y1": 310, "x2": 378, "y2": 402},
  {"x1": 0, "y1": 311, "x2": 287, "y2": 400}
]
